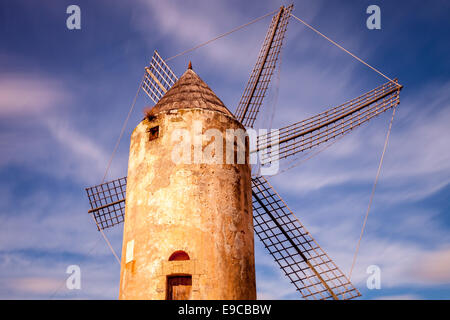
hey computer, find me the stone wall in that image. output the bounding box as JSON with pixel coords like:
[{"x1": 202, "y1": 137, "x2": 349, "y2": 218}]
[{"x1": 119, "y1": 108, "x2": 255, "y2": 300}]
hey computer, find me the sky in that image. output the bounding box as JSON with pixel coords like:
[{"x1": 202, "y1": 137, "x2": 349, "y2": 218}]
[{"x1": 0, "y1": 0, "x2": 449, "y2": 300}]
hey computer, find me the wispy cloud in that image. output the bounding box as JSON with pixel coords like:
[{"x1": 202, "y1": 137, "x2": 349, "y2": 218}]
[
  {"x1": 44, "y1": 118, "x2": 121, "y2": 184},
  {"x1": 0, "y1": 73, "x2": 67, "y2": 117},
  {"x1": 0, "y1": 248, "x2": 121, "y2": 299},
  {"x1": 411, "y1": 247, "x2": 450, "y2": 284},
  {"x1": 272, "y1": 79, "x2": 450, "y2": 202},
  {"x1": 5, "y1": 277, "x2": 63, "y2": 296},
  {"x1": 135, "y1": 0, "x2": 263, "y2": 70},
  {"x1": 0, "y1": 70, "x2": 123, "y2": 185},
  {"x1": 133, "y1": 0, "x2": 322, "y2": 78}
]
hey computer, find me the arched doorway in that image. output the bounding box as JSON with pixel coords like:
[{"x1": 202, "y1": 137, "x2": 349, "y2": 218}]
[{"x1": 166, "y1": 251, "x2": 192, "y2": 300}]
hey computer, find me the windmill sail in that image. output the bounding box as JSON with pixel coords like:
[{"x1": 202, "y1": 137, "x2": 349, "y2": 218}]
[
  {"x1": 252, "y1": 175, "x2": 360, "y2": 300},
  {"x1": 85, "y1": 177, "x2": 127, "y2": 231},
  {"x1": 255, "y1": 79, "x2": 402, "y2": 165},
  {"x1": 142, "y1": 50, "x2": 178, "y2": 104},
  {"x1": 234, "y1": 5, "x2": 293, "y2": 128}
]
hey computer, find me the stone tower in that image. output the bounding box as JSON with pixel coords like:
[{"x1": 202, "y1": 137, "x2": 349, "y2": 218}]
[{"x1": 119, "y1": 65, "x2": 256, "y2": 300}]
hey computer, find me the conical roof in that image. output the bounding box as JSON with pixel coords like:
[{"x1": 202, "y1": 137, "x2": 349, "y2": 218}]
[{"x1": 149, "y1": 67, "x2": 233, "y2": 117}]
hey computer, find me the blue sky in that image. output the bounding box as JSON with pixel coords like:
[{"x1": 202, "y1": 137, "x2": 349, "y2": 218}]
[{"x1": 0, "y1": 0, "x2": 449, "y2": 299}]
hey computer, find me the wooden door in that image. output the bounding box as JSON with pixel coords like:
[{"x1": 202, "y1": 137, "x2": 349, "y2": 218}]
[{"x1": 167, "y1": 276, "x2": 192, "y2": 300}]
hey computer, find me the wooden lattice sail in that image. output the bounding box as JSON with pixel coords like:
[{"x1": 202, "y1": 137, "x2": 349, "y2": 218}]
[
  {"x1": 85, "y1": 177, "x2": 126, "y2": 231},
  {"x1": 252, "y1": 175, "x2": 360, "y2": 300},
  {"x1": 142, "y1": 50, "x2": 178, "y2": 104},
  {"x1": 255, "y1": 79, "x2": 402, "y2": 165},
  {"x1": 235, "y1": 5, "x2": 293, "y2": 128}
]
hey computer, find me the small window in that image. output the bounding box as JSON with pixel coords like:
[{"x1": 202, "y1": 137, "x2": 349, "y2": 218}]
[
  {"x1": 169, "y1": 250, "x2": 190, "y2": 261},
  {"x1": 148, "y1": 126, "x2": 159, "y2": 141}
]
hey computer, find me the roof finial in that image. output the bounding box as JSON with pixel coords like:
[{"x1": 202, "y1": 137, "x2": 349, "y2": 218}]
[{"x1": 188, "y1": 61, "x2": 192, "y2": 70}]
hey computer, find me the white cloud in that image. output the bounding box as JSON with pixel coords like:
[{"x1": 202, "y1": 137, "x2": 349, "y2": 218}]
[
  {"x1": 254, "y1": 218, "x2": 450, "y2": 299},
  {"x1": 270, "y1": 79, "x2": 450, "y2": 204},
  {"x1": 5, "y1": 277, "x2": 63, "y2": 295},
  {"x1": 0, "y1": 249, "x2": 121, "y2": 299},
  {"x1": 135, "y1": 0, "x2": 261, "y2": 69},
  {"x1": 0, "y1": 74, "x2": 67, "y2": 117},
  {"x1": 133, "y1": 0, "x2": 322, "y2": 79},
  {"x1": 0, "y1": 70, "x2": 123, "y2": 185},
  {"x1": 44, "y1": 118, "x2": 122, "y2": 184},
  {"x1": 342, "y1": 242, "x2": 450, "y2": 288},
  {"x1": 411, "y1": 248, "x2": 450, "y2": 283}
]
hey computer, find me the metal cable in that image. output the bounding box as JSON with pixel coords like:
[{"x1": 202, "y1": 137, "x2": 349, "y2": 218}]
[
  {"x1": 102, "y1": 76, "x2": 144, "y2": 183},
  {"x1": 290, "y1": 13, "x2": 401, "y2": 88},
  {"x1": 48, "y1": 237, "x2": 103, "y2": 299},
  {"x1": 49, "y1": 79, "x2": 143, "y2": 298},
  {"x1": 349, "y1": 105, "x2": 397, "y2": 279},
  {"x1": 266, "y1": 133, "x2": 347, "y2": 178},
  {"x1": 91, "y1": 77, "x2": 144, "y2": 267},
  {"x1": 93, "y1": 77, "x2": 145, "y2": 265},
  {"x1": 165, "y1": 9, "x2": 277, "y2": 62}
]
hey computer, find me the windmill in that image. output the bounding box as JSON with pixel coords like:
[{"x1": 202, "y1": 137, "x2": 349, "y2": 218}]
[{"x1": 85, "y1": 5, "x2": 402, "y2": 300}]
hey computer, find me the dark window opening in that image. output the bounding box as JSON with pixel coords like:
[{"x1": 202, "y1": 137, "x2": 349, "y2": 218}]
[
  {"x1": 148, "y1": 126, "x2": 159, "y2": 141},
  {"x1": 169, "y1": 250, "x2": 190, "y2": 261}
]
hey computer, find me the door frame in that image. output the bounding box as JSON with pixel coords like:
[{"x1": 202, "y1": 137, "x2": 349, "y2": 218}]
[{"x1": 166, "y1": 274, "x2": 192, "y2": 300}]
